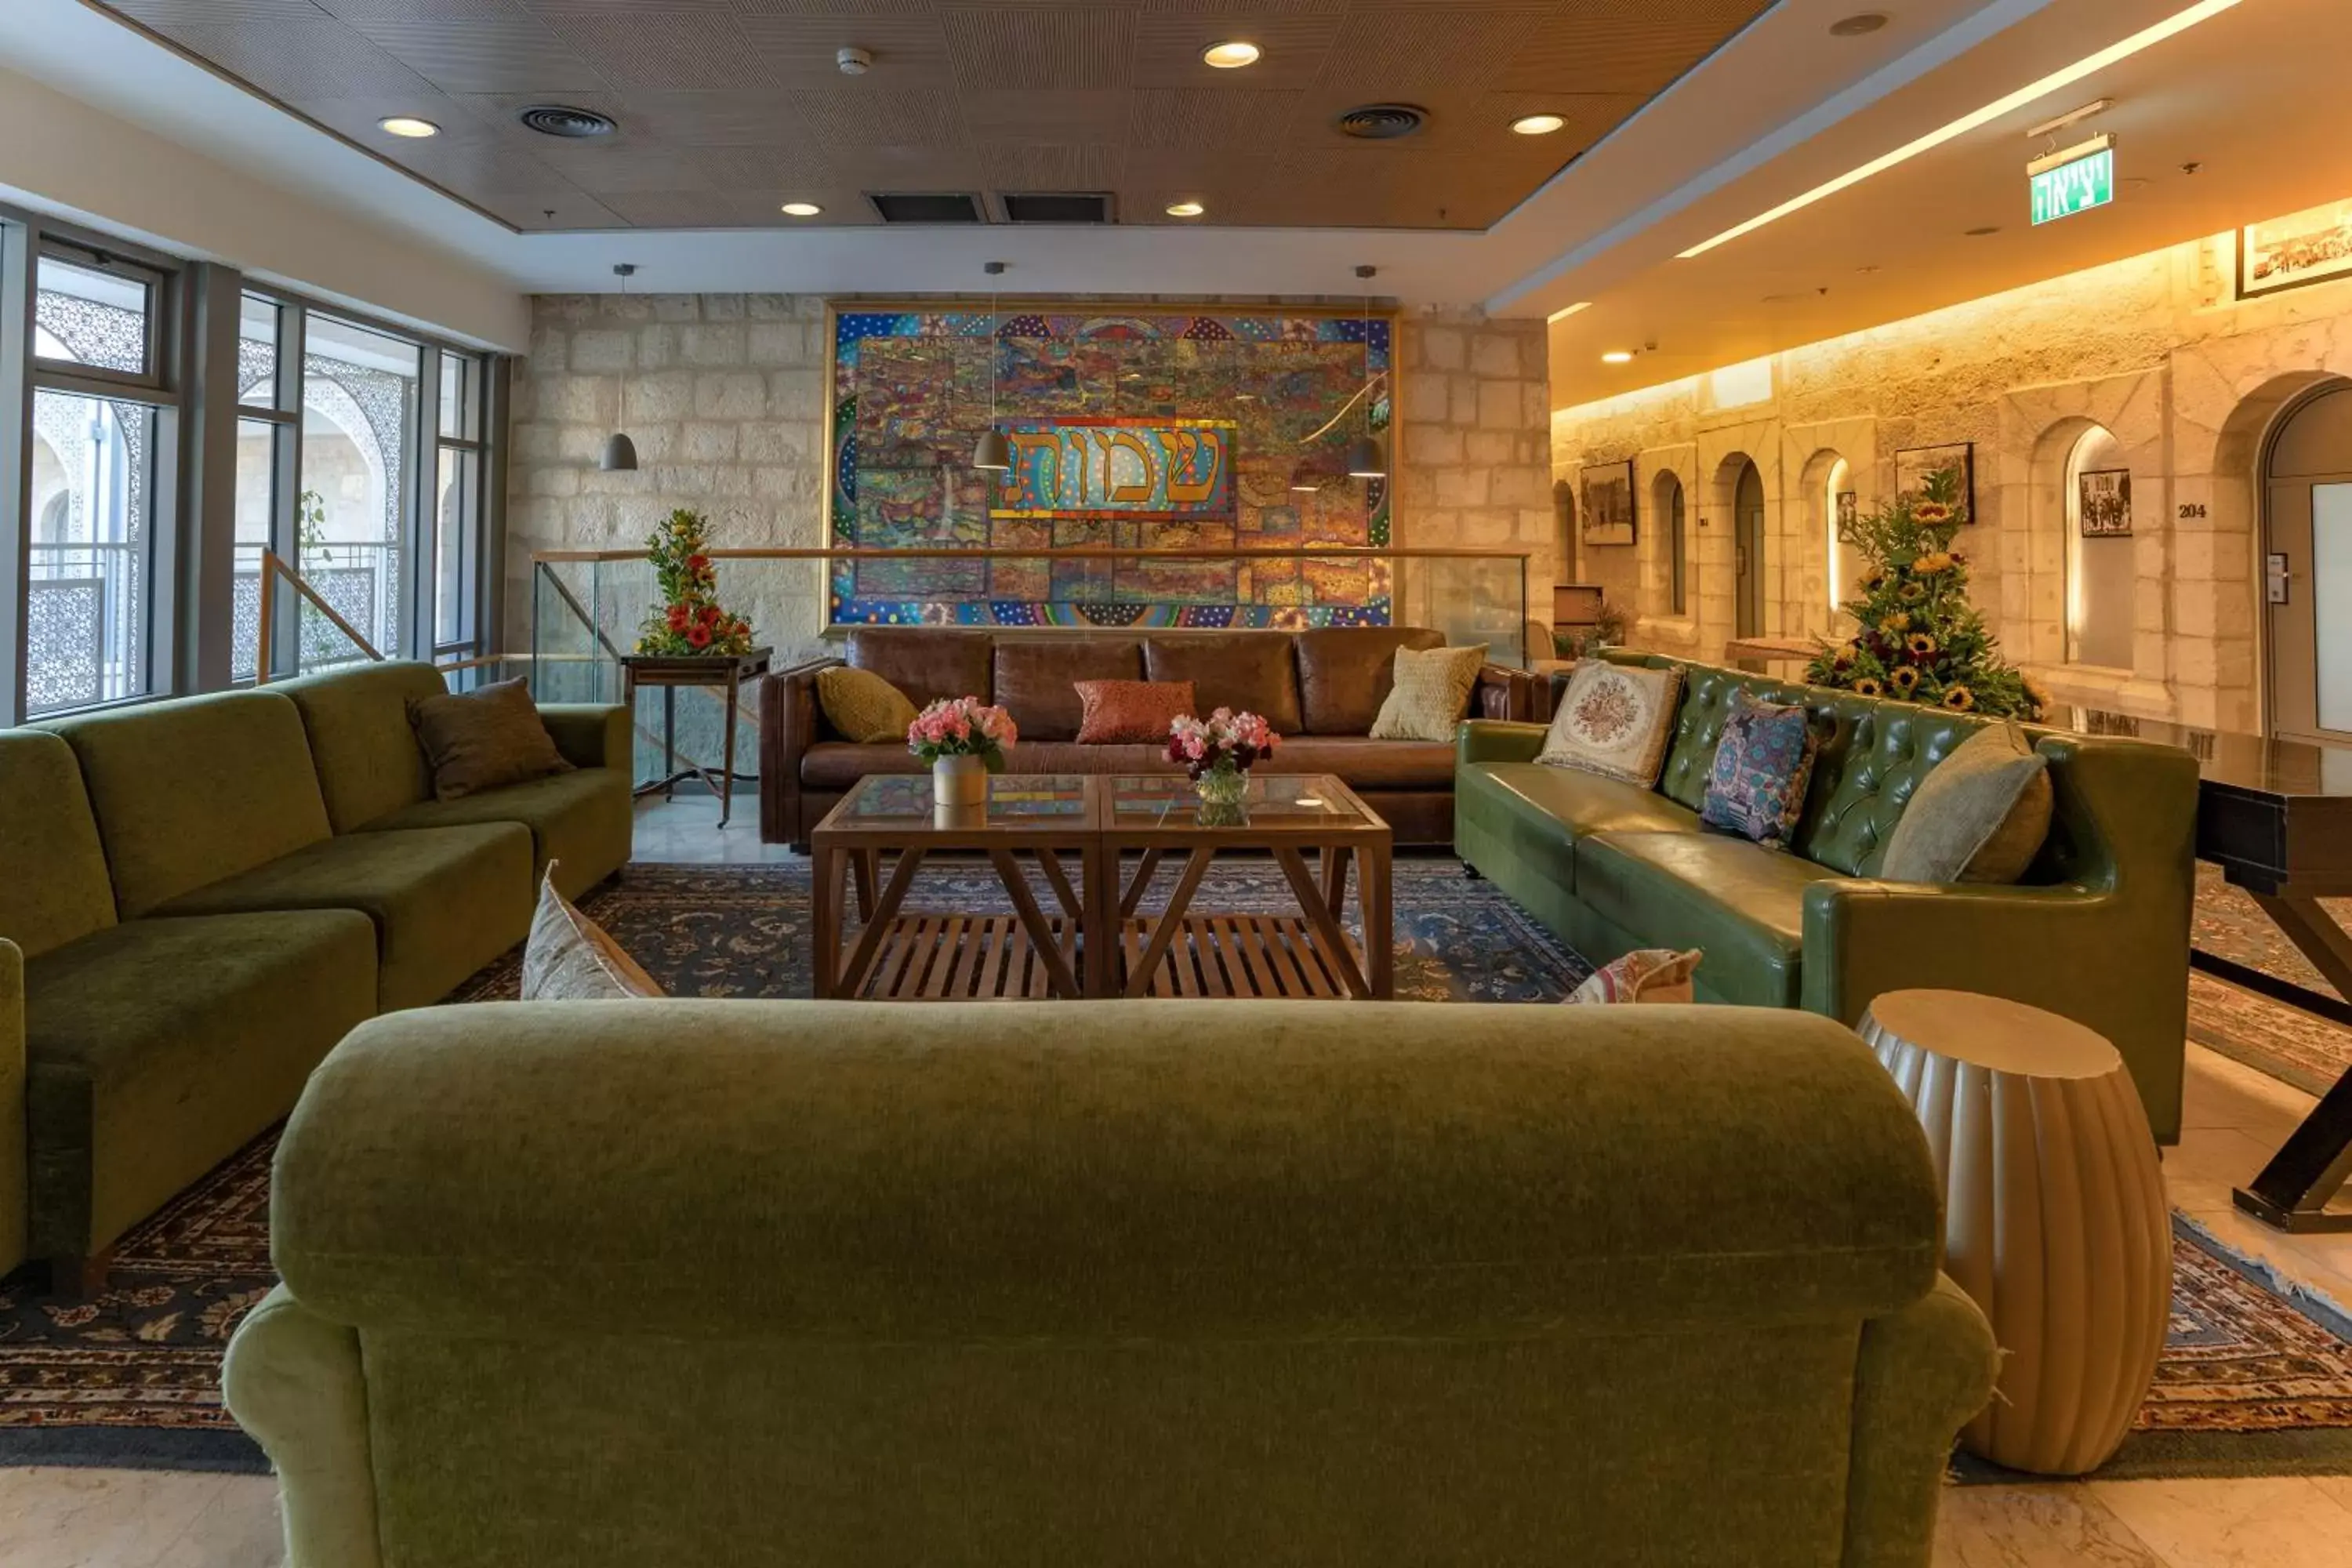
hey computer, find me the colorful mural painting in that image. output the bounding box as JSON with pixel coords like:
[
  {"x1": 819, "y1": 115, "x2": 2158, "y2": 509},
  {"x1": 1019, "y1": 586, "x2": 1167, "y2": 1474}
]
[{"x1": 829, "y1": 307, "x2": 1392, "y2": 628}]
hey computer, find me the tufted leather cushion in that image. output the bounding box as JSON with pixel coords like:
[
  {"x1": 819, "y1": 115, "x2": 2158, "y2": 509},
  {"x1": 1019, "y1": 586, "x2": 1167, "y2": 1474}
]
[
  {"x1": 1144, "y1": 633, "x2": 1304, "y2": 735},
  {"x1": 1294, "y1": 627, "x2": 1446, "y2": 733},
  {"x1": 848, "y1": 629, "x2": 994, "y2": 710},
  {"x1": 1792, "y1": 702, "x2": 1989, "y2": 877},
  {"x1": 992, "y1": 637, "x2": 1145, "y2": 740}
]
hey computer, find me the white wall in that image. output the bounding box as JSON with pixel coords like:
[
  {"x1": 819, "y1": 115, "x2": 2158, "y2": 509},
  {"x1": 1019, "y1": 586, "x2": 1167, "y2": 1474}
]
[{"x1": 0, "y1": 64, "x2": 527, "y2": 350}]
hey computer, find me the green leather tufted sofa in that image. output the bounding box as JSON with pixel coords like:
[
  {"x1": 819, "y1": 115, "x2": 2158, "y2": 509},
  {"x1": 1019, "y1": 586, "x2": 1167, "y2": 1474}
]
[
  {"x1": 1457, "y1": 656, "x2": 2200, "y2": 1142},
  {"x1": 0, "y1": 664, "x2": 631, "y2": 1286},
  {"x1": 227, "y1": 997, "x2": 1997, "y2": 1567}
]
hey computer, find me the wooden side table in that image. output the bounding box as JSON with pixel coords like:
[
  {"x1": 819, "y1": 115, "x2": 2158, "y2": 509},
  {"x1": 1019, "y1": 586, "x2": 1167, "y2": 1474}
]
[
  {"x1": 618, "y1": 648, "x2": 771, "y2": 829},
  {"x1": 1860, "y1": 989, "x2": 2170, "y2": 1475}
]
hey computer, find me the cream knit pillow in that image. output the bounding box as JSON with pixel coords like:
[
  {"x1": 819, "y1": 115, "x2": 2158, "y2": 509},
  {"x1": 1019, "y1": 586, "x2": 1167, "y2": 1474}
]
[
  {"x1": 520, "y1": 864, "x2": 664, "y2": 1000},
  {"x1": 1369, "y1": 644, "x2": 1488, "y2": 741}
]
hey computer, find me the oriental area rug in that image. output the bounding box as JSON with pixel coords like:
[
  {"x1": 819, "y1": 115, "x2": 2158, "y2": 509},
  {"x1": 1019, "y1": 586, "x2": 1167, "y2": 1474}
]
[{"x1": 2, "y1": 860, "x2": 2348, "y2": 1481}]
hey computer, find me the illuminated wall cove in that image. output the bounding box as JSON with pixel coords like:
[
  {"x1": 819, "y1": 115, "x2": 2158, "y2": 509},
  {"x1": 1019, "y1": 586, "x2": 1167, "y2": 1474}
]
[{"x1": 829, "y1": 307, "x2": 1393, "y2": 629}]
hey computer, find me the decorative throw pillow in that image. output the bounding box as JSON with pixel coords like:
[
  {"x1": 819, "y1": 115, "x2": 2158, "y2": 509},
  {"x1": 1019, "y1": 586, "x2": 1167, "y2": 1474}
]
[
  {"x1": 1369, "y1": 644, "x2": 1489, "y2": 741},
  {"x1": 1879, "y1": 721, "x2": 2053, "y2": 884},
  {"x1": 1536, "y1": 661, "x2": 1686, "y2": 785},
  {"x1": 407, "y1": 678, "x2": 574, "y2": 802},
  {"x1": 520, "y1": 863, "x2": 664, "y2": 1000},
  {"x1": 817, "y1": 665, "x2": 920, "y2": 743},
  {"x1": 1074, "y1": 679, "x2": 1197, "y2": 744},
  {"x1": 1563, "y1": 948, "x2": 1704, "y2": 1004},
  {"x1": 1699, "y1": 691, "x2": 1820, "y2": 847}
]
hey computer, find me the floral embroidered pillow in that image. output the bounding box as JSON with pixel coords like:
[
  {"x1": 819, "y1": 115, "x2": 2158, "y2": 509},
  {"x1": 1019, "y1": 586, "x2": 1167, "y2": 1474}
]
[
  {"x1": 1699, "y1": 691, "x2": 1820, "y2": 847},
  {"x1": 1563, "y1": 948, "x2": 1704, "y2": 1004},
  {"x1": 1535, "y1": 662, "x2": 1685, "y2": 786}
]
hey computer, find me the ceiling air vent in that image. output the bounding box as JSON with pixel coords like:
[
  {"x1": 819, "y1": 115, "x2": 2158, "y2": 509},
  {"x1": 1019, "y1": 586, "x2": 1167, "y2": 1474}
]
[
  {"x1": 1001, "y1": 192, "x2": 1113, "y2": 225},
  {"x1": 1336, "y1": 103, "x2": 1427, "y2": 140},
  {"x1": 517, "y1": 105, "x2": 619, "y2": 140},
  {"x1": 868, "y1": 192, "x2": 986, "y2": 224}
]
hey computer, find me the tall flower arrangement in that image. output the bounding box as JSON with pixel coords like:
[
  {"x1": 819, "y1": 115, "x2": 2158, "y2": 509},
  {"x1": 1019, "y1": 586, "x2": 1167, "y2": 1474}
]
[
  {"x1": 1804, "y1": 467, "x2": 2049, "y2": 720},
  {"x1": 635, "y1": 508, "x2": 756, "y2": 657}
]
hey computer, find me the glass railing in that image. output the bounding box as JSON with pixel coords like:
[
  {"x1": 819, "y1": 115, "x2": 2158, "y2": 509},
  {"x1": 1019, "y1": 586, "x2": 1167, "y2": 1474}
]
[{"x1": 530, "y1": 546, "x2": 1532, "y2": 789}]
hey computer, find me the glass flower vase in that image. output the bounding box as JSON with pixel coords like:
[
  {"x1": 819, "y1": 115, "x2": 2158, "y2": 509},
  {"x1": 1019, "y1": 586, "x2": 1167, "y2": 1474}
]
[{"x1": 1195, "y1": 760, "x2": 1249, "y2": 809}]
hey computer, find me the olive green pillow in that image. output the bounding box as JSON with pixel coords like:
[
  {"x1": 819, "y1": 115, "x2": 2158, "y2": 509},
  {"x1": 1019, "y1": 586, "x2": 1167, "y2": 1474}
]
[
  {"x1": 406, "y1": 678, "x2": 574, "y2": 802},
  {"x1": 1879, "y1": 721, "x2": 2053, "y2": 885},
  {"x1": 817, "y1": 665, "x2": 920, "y2": 744},
  {"x1": 1369, "y1": 644, "x2": 1488, "y2": 742}
]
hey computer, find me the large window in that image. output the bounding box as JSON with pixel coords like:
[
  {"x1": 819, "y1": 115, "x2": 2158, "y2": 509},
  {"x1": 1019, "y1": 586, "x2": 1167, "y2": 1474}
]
[
  {"x1": 3, "y1": 205, "x2": 502, "y2": 724},
  {"x1": 18, "y1": 241, "x2": 180, "y2": 717}
]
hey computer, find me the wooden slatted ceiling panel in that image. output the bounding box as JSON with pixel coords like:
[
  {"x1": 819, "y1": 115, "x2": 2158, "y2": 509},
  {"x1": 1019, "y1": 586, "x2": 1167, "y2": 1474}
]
[{"x1": 88, "y1": 0, "x2": 1773, "y2": 232}]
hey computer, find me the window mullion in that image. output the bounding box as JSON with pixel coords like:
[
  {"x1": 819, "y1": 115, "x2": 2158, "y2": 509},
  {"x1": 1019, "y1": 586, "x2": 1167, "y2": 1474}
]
[{"x1": 1, "y1": 218, "x2": 34, "y2": 727}]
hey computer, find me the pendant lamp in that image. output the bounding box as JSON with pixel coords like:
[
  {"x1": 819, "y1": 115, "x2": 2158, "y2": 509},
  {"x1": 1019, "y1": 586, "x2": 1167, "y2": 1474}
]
[
  {"x1": 974, "y1": 263, "x2": 1011, "y2": 472},
  {"x1": 1346, "y1": 265, "x2": 1386, "y2": 480},
  {"x1": 599, "y1": 263, "x2": 640, "y2": 472}
]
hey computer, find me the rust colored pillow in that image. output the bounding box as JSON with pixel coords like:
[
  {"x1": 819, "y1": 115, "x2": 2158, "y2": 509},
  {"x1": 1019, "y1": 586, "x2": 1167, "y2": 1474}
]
[{"x1": 1074, "y1": 680, "x2": 1196, "y2": 745}]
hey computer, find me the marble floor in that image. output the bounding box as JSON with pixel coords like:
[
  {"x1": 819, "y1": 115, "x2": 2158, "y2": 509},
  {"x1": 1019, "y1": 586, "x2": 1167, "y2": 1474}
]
[{"x1": 5, "y1": 793, "x2": 2350, "y2": 1566}]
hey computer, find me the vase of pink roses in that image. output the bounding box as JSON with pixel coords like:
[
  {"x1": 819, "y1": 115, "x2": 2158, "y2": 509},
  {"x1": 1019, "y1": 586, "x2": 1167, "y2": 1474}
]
[
  {"x1": 908, "y1": 696, "x2": 1018, "y2": 808},
  {"x1": 1167, "y1": 707, "x2": 1276, "y2": 809}
]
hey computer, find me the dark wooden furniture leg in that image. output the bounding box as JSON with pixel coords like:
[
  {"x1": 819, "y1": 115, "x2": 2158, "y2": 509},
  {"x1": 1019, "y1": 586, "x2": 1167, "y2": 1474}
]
[
  {"x1": 718, "y1": 673, "x2": 740, "y2": 828},
  {"x1": 2232, "y1": 891, "x2": 2352, "y2": 1232}
]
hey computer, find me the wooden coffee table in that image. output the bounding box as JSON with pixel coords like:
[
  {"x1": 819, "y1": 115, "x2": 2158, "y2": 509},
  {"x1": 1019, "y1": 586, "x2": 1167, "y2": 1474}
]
[
  {"x1": 810, "y1": 774, "x2": 1102, "y2": 1000},
  {"x1": 1103, "y1": 774, "x2": 1393, "y2": 999},
  {"x1": 807, "y1": 772, "x2": 1393, "y2": 1001}
]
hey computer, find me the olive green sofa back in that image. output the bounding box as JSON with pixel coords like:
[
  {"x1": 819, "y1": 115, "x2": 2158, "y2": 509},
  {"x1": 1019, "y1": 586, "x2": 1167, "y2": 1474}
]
[
  {"x1": 42, "y1": 690, "x2": 333, "y2": 919},
  {"x1": 227, "y1": 999, "x2": 1998, "y2": 1568},
  {"x1": 0, "y1": 939, "x2": 25, "y2": 1279},
  {"x1": 0, "y1": 731, "x2": 118, "y2": 960},
  {"x1": 274, "y1": 662, "x2": 447, "y2": 833}
]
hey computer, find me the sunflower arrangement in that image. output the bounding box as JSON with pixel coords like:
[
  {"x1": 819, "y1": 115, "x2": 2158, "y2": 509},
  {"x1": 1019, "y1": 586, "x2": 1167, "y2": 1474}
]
[
  {"x1": 635, "y1": 508, "x2": 757, "y2": 657},
  {"x1": 1802, "y1": 466, "x2": 2049, "y2": 720}
]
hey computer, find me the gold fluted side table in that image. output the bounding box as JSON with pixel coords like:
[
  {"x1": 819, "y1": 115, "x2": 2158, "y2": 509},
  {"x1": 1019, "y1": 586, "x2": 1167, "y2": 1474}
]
[{"x1": 1860, "y1": 989, "x2": 2170, "y2": 1476}]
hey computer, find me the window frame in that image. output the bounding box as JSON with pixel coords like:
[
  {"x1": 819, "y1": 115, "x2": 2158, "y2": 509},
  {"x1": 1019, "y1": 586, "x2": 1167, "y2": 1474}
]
[
  {"x1": 3, "y1": 210, "x2": 189, "y2": 724},
  {"x1": 2, "y1": 199, "x2": 506, "y2": 723}
]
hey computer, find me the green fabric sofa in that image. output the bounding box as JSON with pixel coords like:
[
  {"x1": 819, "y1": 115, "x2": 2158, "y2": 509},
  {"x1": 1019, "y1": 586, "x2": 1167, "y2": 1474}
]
[
  {"x1": 226, "y1": 998, "x2": 1998, "y2": 1568},
  {"x1": 0, "y1": 666, "x2": 632, "y2": 1283},
  {"x1": 1457, "y1": 656, "x2": 2200, "y2": 1142}
]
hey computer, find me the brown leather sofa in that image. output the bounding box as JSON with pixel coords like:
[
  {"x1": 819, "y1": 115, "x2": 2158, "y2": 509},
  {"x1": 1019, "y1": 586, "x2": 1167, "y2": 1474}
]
[{"x1": 760, "y1": 627, "x2": 1544, "y2": 850}]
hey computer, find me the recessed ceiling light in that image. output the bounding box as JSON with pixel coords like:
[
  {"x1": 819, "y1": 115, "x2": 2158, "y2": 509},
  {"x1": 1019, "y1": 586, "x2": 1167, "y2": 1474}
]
[
  {"x1": 1166, "y1": 201, "x2": 1205, "y2": 218},
  {"x1": 1547, "y1": 301, "x2": 1592, "y2": 322},
  {"x1": 1203, "y1": 41, "x2": 1261, "y2": 68},
  {"x1": 379, "y1": 116, "x2": 440, "y2": 139},
  {"x1": 1601, "y1": 350, "x2": 1635, "y2": 365},
  {"x1": 1829, "y1": 13, "x2": 1889, "y2": 36},
  {"x1": 1679, "y1": 0, "x2": 2243, "y2": 259},
  {"x1": 1511, "y1": 114, "x2": 1567, "y2": 136},
  {"x1": 781, "y1": 202, "x2": 822, "y2": 217}
]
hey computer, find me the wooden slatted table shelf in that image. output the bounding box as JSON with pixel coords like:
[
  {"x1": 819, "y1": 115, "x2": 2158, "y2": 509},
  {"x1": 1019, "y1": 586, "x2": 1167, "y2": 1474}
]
[
  {"x1": 1116, "y1": 914, "x2": 1367, "y2": 999},
  {"x1": 847, "y1": 914, "x2": 1081, "y2": 1000}
]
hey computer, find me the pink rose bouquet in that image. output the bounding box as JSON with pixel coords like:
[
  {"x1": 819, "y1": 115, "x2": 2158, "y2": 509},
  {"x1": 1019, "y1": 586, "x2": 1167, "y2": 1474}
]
[
  {"x1": 1165, "y1": 707, "x2": 1276, "y2": 782},
  {"x1": 907, "y1": 696, "x2": 1018, "y2": 768}
]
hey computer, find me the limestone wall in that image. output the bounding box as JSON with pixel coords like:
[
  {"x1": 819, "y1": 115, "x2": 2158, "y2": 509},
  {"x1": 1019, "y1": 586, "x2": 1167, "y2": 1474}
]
[
  {"x1": 1551, "y1": 232, "x2": 2352, "y2": 731},
  {"x1": 507, "y1": 295, "x2": 1551, "y2": 659}
]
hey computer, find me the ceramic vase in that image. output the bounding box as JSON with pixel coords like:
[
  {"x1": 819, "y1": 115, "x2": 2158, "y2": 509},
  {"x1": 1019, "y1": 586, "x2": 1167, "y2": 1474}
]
[{"x1": 933, "y1": 753, "x2": 987, "y2": 808}]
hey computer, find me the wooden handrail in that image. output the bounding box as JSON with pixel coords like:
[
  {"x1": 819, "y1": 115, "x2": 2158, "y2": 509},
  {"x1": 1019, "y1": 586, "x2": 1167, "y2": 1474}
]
[
  {"x1": 254, "y1": 550, "x2": 383, "y2": 684},
  {"x1": 532, "y1": 546, "x2": 1534, "y2": 564}
]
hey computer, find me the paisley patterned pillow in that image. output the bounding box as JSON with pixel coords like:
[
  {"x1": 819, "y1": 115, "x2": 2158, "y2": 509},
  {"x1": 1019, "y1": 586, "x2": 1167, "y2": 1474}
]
[
  {"x1": 1535, "y1": 662, "x2": 1685, "y2": 786},
  {"x1": 1699, "y1": 691, "x2": 1820, "y2": 847}
]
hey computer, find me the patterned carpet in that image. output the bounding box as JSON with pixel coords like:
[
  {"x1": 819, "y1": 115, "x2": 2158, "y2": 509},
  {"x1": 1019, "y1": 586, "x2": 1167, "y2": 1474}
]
[
  {"x1": 2190, "y1": 862, "x2": 2352, "y2": 1096},
  {"x1": 2, "y1": 857, "x2": 2350, "y2": 1479}
]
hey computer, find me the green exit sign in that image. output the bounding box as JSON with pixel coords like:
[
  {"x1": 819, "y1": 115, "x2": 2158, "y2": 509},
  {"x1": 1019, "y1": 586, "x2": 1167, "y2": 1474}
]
[{"x1": 2029, "y1": 136, "x2": 2115, "y2": 226}]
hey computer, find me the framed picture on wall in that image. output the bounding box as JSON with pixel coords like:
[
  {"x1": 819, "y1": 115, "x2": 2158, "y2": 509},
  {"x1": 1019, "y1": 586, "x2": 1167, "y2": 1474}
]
[
  {"x1": 1835, "y1": 490, "x2": 1859, "y2": 539},
  {"x1": 1580, "y1": 459, "x2": 1636, "y2": 546},
  {"x1": 1894, "y1": 442, "x2": 1976, "y2": 522},
  {"x1": 2239, "y1": 198, "x2": 2352, "y2": 299},
  {"x1": 2078, "y1": 468, "x2": 2132, "y2": 536}
]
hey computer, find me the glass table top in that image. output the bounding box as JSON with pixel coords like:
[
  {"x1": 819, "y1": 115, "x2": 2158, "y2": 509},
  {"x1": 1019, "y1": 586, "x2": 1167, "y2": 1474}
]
[
  {"x1": 1107, "y1": 773, "x2": 1369, "y2": 829},
  {"x1": 840, "y1": 773, "x2": 1092, "y2": 823}
]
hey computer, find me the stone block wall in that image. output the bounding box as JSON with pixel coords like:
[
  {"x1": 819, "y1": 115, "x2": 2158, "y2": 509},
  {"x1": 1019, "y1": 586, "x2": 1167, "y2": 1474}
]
[
  {"x1": 1551, "y1": 234, "x2": 2352, "y2": 731},
  {"x1": 508, "y1": 294, "x2": 1554, "y2": 659}
]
